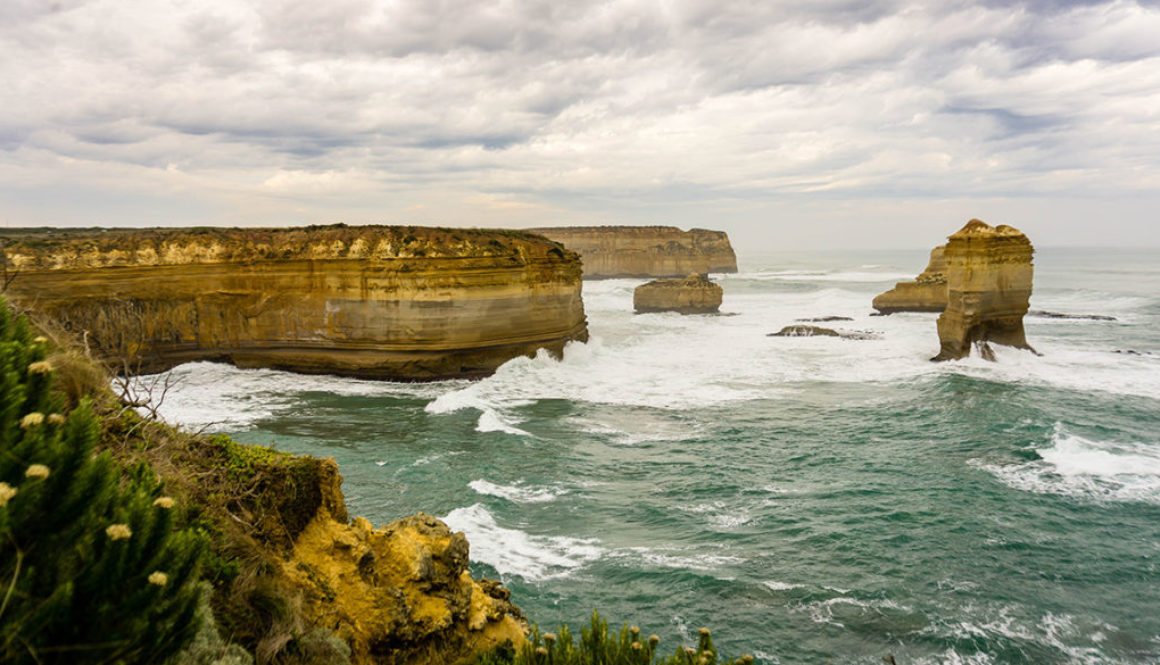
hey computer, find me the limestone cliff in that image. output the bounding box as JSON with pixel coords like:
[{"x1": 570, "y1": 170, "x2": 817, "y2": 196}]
[
  {"x1": 872, "y1": 245, "x2": 948, "y2": 314},
  {"x1": 932, "y1": 220, "x2": 1035, "y2": 361},
  {"x1": 633, "y1": 273, "x2": 723, "y2": 314},
  {"x1": 1, "y1": 225, "x2": 587, "y2": 380},
  {"x1": 527, "y1": 226, "x2": 738, "y2": 278},
  {"x1": 282, "y1": 478, "x2": 526, "y2": 665}
]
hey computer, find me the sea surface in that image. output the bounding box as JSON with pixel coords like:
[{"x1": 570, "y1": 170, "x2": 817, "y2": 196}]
[{"x1": 152, "y1": 248, "x2": 1160, "y2": 665}]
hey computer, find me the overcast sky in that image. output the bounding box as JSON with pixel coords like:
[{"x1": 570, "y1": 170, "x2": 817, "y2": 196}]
[{"x1": 2, "y1": 0, "x2": 1158, "y2": 249}]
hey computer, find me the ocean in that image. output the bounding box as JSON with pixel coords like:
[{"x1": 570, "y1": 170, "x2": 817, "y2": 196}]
[{"x1": 151, "y1": 248, "x2": 1160, "y2": 665}]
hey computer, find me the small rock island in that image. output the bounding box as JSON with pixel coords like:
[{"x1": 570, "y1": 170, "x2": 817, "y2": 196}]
[
  {"x1": 873, "y1": 245, "x2": 948, "y2": 313},
  {"x1": 933, "y1": 219, "x2": 1036, "y2": 361},
  {"x1": 633, "y1": 273, "x2": 723, "y2": 314}
]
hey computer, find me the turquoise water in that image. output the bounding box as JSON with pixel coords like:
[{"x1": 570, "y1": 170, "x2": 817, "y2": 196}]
[{"x1": 156, "y1": 248, "x2": 1160, "y2": 665}]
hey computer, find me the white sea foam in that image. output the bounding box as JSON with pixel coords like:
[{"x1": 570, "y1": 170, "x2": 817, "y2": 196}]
[
  {"x1": 977, "y1": 424, "x2": 1160, "y2": 504},
  {"x1": 476, "y1": 408, "x2": 533, "y2": 437},
  {"x1": 469, "y1": 479, "x2": 568, "y2": 503},
  {"x1": 763, "y1": 580, "x2": 808, "y2": 591},
  {"x1": 147, "y1": 361, "x2": 456, "y2": 430},
  {"x1": 718, "y1": 270, "x2": 913, "y2": 283},
  {"x1": 618, "y1": 547, "x2": 745, "y2": 573},
  {"x1": 441, "y1": 504, "x2": 604, "y2": 581}
]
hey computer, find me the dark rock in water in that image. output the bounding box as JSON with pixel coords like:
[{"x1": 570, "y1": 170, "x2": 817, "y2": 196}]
[
  {"x1": 1030, "y1": 310, "x2": 1117, "y2": 322},
  {"x1": 1113, "y1": 349, "x2": 1155, "y2": 357},
  {"x1": 795, "y1": 316, "x2": 854, "y2": 322},
  {"x1": 769, "y1": 325, "x2": 841, "y2": 337},
  {"x1": 768, "y1": 325, "x2": 880, "y2": 340}
]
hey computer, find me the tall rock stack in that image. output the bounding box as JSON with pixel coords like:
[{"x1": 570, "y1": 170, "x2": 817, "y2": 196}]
[
  {"x1": 872, "y1": 245, "x2": 948, "y2": 313},
  {"x1": 933, "y1": 219, "x2": 1035, "y2": 361}
]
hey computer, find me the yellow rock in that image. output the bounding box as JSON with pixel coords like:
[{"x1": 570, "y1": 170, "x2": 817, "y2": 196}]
[
  {"x1": 872, "y1": 245, "x2": 948, "y2": 314},
  {"x1": 528, "y1": 226, "x2": 737, "y2": 278},
  {"x1": 633, "y1": 273, "x2": 723, "y2": 314},
  {"x1": 2, "y1": 225, "x2": 588, "y2": 380},
  {"x1": 932, "y1": 220, "x2": 1036, "y2": 361}
]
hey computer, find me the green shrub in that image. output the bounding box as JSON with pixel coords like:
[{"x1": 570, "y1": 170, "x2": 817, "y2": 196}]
[
  {"x1": 0, "y1": 298, "x2": 207, "y2": 665},
  {"x1": 477, "y1": 611, "x2": 754, "y2": 665}
]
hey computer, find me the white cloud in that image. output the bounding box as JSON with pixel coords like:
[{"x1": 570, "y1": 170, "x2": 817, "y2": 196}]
[{"x1": 0, "y1": 0, "x2": 1158, "y2": 246}]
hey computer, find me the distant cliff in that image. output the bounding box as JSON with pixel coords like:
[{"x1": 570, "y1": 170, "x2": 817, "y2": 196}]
[
  {"x1": 933, "y1": 220, "x2": 1035, "y2": 361},
  {"x1": 872, "y1": 245, "x2": 948, "y2": 314},
  {"x1": 1, "y1": 225, "x2": 588, "y2": 380},
  {"x1": 527, "y1": 226, "x2": 738, "y2": 278}
]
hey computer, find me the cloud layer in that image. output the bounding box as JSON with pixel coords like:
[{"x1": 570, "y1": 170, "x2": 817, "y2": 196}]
[{"x1": 2, "y1": 0, "x2": 1158, "y2": 247}]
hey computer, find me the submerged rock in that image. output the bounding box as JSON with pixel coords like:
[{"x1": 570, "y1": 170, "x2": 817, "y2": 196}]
[
  {"x1": 872, "y1": 245, "x2": 948, "y2": 314},
  {"x1": 933, "y1": 220, "x2": 1036, "y2": 361},
  {"x1": 767, "y1": 325, "x2": 880, "y2": 340},
  {"x1": 633, "y1": 273, "x2": 723, "y2": 314},
  {"x1": 528, "y1": 226, "x2": 738, "y2": 278},
  {"x1": 795, "y1": 316, "x2": 854, "y2": 322},
  {"x1": 1029, "y1": 310, "x2": 1117, "y2": 322}
]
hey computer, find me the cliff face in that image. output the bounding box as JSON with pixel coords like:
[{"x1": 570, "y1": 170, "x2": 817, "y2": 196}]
[
  {"x1": 872, "y1": 245, "x2": 948, "y2": 313},
  {"x1": 2, "y1": 226, "x2": 587, "y2": 380},
  {"x1": 284, "y1": 484, "x2": 526, "y2": 665},
  {"x1": 933, "y1": 220, "x2": 1035, "y2": 361},
  {"x1": 633, "y1": 273, "x2": 723, "y2": 314},
  {"x1": 527, "y1": 226, "x2": 738, "y2": 278}
]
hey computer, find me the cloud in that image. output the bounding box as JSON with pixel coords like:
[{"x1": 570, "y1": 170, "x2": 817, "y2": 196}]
[{"x1": 0, "y1": 0, "x2": 1158, "y2": 246}]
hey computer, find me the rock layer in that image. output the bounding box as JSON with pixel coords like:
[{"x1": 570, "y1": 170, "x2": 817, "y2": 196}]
[
  {"x1": 933, "y1": 220, "x2": 1035, "y2": 361},
  {"x1": 872, "y1": 245, "x2": 948, "y2": 313},
  {"x1": 527, "y1": 226, "x2": 738, "y2": 278},
  {"x1": 633, "y1": 273, "x2": 723, "y2": 314},
  {"x1": 1, "y1": 226, "x2": 588, "y2": 380}
]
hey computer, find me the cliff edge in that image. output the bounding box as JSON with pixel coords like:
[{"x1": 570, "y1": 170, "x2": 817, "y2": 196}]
[
  {"x1": 1, "y1": 225, "x2": 588, "y2": 380},
  {"x1": 527, "y1": 226, "x2": 738, "y2": 278},
  {"x1": 933, "y1": 220, "x2": 1035, "y2": 361}
]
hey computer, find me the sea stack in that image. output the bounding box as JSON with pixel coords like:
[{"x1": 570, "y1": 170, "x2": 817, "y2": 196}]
[
  {"x1": 527, "y1": 226, "x2": 738, "y2": 278},
  {"x1": 872, "y1": 245, "x2": 948, "y2": 313},
  {"x1": 933, "y1": 220, "x2": 1035, "y2": 361},
  {"x1": 633, "y1": 273, "x2": 723, "y2": 314},
  {"x1": 1, "y1": 225, "x2": 588, "y2": 380}
]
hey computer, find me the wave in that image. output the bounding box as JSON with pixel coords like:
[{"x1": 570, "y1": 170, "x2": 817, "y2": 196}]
[
  {"x1": 718, "y1": 270, "x2": 913, "y2": 283},
  {"x1": 441, "y1": 504, "x2": 603, "y2": 581},
  {"x1": 976, "y1": 424, "x2": 1160, "y2": 504},
  {"x1": 469, "y1": 479, "x2": 568, "y2": 504}
]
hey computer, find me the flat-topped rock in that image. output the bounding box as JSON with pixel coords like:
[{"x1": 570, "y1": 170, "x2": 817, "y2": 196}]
[
  {"x1": 1, "y1": 225, "x2": 589, "y2": 380},
  {"x1": 633, "y1": 273, "x2": 723, "y2": 314},
  {"x1": 872, "y1": 245, "x2": 948, "y2": 313},
  {"x1": 933, "y1": 219, "x2": 1036, "y2": 361},
  {"x1": 527, "y1": 225, "x2": 738, "y2": 278}
]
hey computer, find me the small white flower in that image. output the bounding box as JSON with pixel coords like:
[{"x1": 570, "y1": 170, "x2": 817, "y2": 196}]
[
  {"x1": 47, "y1": 413, "x2": 66, "y2": 425},
  {"x1": 152, "y1": 497, "x2": 175, "y2": 509},
  {"x1": 20, "y1": 413, "x2": 44, "y2": 429},
  {"x1": 0, "y1": 482, "x2": 16, "y2": 507},
  {"x1": 106, "y1": 524, "x2": 132, "y2": 540},
  {"x1": 28, "y1": 361, "x2": 52, "y2": 375},
  {"x1": 33, "y1": 336, "x2": 48, "y2": 344},
  {"x1": 148, "y1": 571, "x2": 169, "y2": 586},
  {"x1": 25, "y1": 464, "x2": 50, "y2": 480}
]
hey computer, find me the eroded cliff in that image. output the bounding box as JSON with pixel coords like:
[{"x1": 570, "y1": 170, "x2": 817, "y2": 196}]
[
  {"x1": 1, "y1": 225, "x2": 587, "y2": 380},
  {"x1": 872, "y1": 245, "x2": 948, "y2": 314},
  {"x1": 933, "y1": 220, "x2": 1035, "y2": 361},
  {"x1": 527, "y1": 226, "x2": 738, "y2": 278}
]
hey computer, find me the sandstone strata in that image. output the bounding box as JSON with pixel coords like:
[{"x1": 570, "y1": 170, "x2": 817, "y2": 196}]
[
  {"x1": 1, "y1": 225, "x2": 587, "y2": 380},
  {"x1": 933, "y1": 220, "x2": 1035, "y2": 361},
  {"x1": 528, "y1": 226, "x2": 738, "y2": 278},
  {"x1": 872, "y1": 245, "x2": 948, "y2": 313},
  {"x1": 633, "y1": 273, "x2": 723, "y2": 314}
]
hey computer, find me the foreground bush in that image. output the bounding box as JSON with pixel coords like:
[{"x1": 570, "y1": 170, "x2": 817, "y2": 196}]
[
  {"x1": 0, "y1": 300, "x2": 207, "y2": 665},
  {"x1": 478, "y1": 611, "x2": 754, "y2": 665}
]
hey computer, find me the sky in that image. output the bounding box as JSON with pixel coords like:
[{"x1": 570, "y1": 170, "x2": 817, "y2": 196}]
[{"x1": 1, "y1": 0, "x2": 1158, "y2": 250}]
